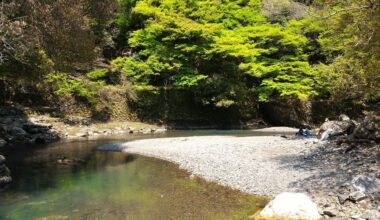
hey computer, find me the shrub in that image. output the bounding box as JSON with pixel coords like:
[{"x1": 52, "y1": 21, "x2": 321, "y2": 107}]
[{"x1": 45, "y1": 72, "x2": 103, "y2": 104}]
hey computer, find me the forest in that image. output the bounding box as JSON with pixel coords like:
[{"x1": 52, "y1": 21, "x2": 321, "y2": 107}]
[{"x1": 1, "y1": 0, "x2": 379, "y2": 126}]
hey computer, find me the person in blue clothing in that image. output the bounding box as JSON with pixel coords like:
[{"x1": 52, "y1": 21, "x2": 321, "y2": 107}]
[
  {"x1": 296, "y1": 128, "x2": 304, "y2": 137},
  {"x1": 295, "y1": 126, "x2": 313, "y2": 138},
  {"x1": 303, "y1": 127, "x2": 313, "y2": 138}
]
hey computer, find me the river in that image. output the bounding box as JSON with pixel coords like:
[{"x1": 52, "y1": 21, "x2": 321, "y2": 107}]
[{"x1": 0, "y1": 130, "x2": 269, "y2": 220}]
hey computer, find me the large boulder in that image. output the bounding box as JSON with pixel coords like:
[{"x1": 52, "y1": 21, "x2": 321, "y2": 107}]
[
  {"x1": 258, "y1": 192, "x2": 321, "y2": 220},
  {"x1": 318, "y1": 115, "x2": 355, "y2": 140},
  {"x1": 353, "y1": 112, "x2": 380, "y2": 142}
]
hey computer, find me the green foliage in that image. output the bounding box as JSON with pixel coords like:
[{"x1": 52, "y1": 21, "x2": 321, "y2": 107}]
[
  {"x1": 86, "y1": 69, "x2": 110, "y2": 80},
  {"x1": 311, "y1": 0, "x2": 380, "y2": 103},
  {"x1": 3, "y1": 0, "x2": 378, "y2": 121},
  {"x1": 113, "y1": 0, "x2": 318, "y2": 104},
  {"x1": 213, "y1": 22, "x2": 317, "y2": 101},
  {"x1": 45, "y1": 72, "x2": 104, "y2": 104}
]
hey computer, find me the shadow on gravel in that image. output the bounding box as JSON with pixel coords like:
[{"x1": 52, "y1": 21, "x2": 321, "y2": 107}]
[{"x1": 273, "y1": 141, "x2": 380, "y2": 193}]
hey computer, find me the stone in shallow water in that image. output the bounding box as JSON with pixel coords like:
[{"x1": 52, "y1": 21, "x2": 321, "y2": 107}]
[{"x1": 259, "y1": 192, "x2": 321, "y2": 220}]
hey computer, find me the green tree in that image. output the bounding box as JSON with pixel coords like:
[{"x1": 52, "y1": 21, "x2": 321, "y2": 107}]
[
  {"x1": 113, "y1": 0, "x2": 317, "y2": 106},
  {"x1": 313, "y1": 0, "x2": 380, "y2": 103}
]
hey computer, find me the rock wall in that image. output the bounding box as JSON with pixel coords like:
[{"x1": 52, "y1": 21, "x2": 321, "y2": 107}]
[
  {"x1": 259, "y1": 98, "x2": 312, "y2": 127},
  {"x1": 260, "y1": 98, "x2": 367, "y2": 127},
  {"x1": 131, "y1": 89, "x2": 259, "y2": 129}
]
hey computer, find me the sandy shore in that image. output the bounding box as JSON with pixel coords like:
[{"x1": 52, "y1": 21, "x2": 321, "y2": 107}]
[{"x1": 99, "y1": 134, "x2": 319, "y2": 196}]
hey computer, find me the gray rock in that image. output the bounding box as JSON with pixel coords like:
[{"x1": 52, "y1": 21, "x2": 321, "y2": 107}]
[
  {"x1": 0, "y1": 139, "x2": 6, "y2": 147},
  {"x1": 0, "y1": 176, "x2": 12, "y2": 187},
  {"x1": 153, "y1": 128, "x2": 167, "y2": 133},
  {"x1": 352, "y1": 176, "x2": 380, "y2": 194},
  {"x1": 318, "y1": 120, "x2": 355, "y2": 140},
  {"x1": 0, "y1": 155, "x2": 5, "y2": 164},
  {"x1": 142, "y1": 128, "x2": 152, "y2": 134},
  {"x1": 10, "y1": 126, "x2": 27, "y2": 136},
  {"x1": 353, "y1": 112, "x2": 380, "y2": 141},
  {"x1": 349, "y1": 191, "x2": 367, "y2": 202},
  {"x1": 0, "y1": 164, "x2": 8, "y2": 173},
  {"x1": 0, "y1": 155, "x2": 11, "y2": 189},
  {"x1": 338, "y1": 114, "x2": 351, "y2": 121},
  {"x1": 0, "y1": 164, "x2": 10, "y2": 176},
  {"x1": 0, "y1": 125, "x2": 7, "y2": 136},
  {"x1": 75, "y1": 132, "x2": 89, "y2": 138},
  {"x1": 22, "y1": 123, "x2": 52, "y2": 134},
  {"x1": 337, "y1": 194, "x2": 349, "y2": 205}
]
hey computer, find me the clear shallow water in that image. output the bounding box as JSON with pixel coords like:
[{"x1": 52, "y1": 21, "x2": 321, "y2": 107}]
[{"x1": 0, "y1": 131, "x2": 269, "y2": 220}]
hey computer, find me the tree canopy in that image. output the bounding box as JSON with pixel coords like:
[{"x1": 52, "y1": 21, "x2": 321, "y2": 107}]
[{"x1": 0, "y1": 0, "x2": 378, "y2": 120}]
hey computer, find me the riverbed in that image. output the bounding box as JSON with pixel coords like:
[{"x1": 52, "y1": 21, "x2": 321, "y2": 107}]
[{"x1": 0, "y1": 130, "x2": 271, "y2": 220}]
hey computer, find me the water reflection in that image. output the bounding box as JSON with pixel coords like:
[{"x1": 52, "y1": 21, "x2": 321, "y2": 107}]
[{"x1": 0, "y1": 132, "x2": 267, "y2": 220}]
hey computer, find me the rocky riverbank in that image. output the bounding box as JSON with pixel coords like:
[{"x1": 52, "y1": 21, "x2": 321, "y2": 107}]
[
  {"x1": 0, "y1": 106, "x2": 166, "y2": 193},
  {"x1": 0, "y1": 106, "x2": 166, "y2": 147}
]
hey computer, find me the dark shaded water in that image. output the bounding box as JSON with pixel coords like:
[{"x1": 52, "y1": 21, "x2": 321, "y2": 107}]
[{"x1": 0, "y1": 131, "x2": 269, "y2": 220}]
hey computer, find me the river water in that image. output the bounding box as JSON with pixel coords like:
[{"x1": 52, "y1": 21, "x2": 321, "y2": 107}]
[{"x1": 0, "y1": 131, "x2": 269, "y2": 220}]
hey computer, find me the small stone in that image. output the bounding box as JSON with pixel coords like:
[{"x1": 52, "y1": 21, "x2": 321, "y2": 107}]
[
  {"x1": 76, "y1": 132, "x2": 88, "y2": 138},
  {"x1": 0, "y1": 175, "x2": 12, "y2": 187},
  {"x1": 323, "y1": 210, "x2": 336, "y2": 217},
  {"x1": 338, "y1": 194, "x2": 349, "y2": 205},
  {"x1": 349, "y1": 191, "x2": 367, "y2": 202}
]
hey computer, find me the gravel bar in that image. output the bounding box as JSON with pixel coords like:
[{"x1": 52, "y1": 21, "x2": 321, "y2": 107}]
[{"x1": 100, "y1": 135, "x2": 319, "y2": 196}]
